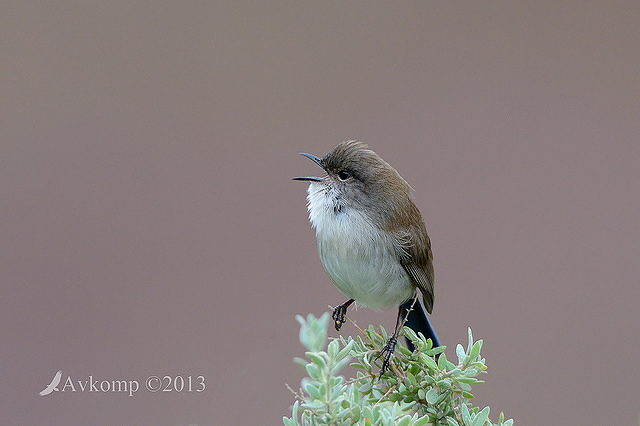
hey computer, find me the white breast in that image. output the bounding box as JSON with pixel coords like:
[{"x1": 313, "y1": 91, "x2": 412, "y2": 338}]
[{"x1": 306, "y1": 183, "x2": 414, "y2": 310}]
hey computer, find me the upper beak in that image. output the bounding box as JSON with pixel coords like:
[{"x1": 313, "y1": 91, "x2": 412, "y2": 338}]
[{"x1": 292, "y1": 152, "x2": 324, "y2": 182}]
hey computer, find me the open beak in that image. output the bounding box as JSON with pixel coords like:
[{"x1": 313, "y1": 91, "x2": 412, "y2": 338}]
[{"x1": 292, "y1": 152, "x2": 324, "y2": 182}]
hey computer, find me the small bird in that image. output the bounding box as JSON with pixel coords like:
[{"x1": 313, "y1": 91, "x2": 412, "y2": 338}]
[
  {"x1": 294, "y1": 140, "x2": 440, "y2": 374},
  {"x1": 39, "y1": 370, "x2": 62, "y2": 396}
]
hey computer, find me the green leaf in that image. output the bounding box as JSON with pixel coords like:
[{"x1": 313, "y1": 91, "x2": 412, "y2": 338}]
[
  {"x1": 438, "y1": 352, "x2": 448, "y2": 370},
  {"x1": 306, "y1": 352, "x2": 327, "y2": 368},
  {"x1": 459, "y1": 382, "x2": 471, "y2": 391},
  {"x1": 327, "y1": 339, "x2": 339, "y2": 358},
  {"x1": 423, "y1": 355, "x2": 438, "y2": 370},
  {"x1": 471, "y1": 406, "x2": 489, "y2": 426},
  {"x1": 396, "y1": 416, "x2": 412, "y2": 426},
  {"x1": 293, "y1": 357, "x2": 307, "y2": 369},
  {"x1": 359, "y1": 382, "x2": 372, "y2": 394},
  {"x1": 461, "y1": 404, "x2": 471, "y2": 422},
  {"x1": 413, "y1": 416, "x2": 431, "y2": 426},
  {"x1": 469, "y1": 341, "x2": 482, "y2": 360},
  {"x1": 336, "y1": 340, "x2": 354, "y2": 360},
  {"x1": 456, "y1": 343, "x2": 466, "y2": 363},
  {"x1": 304, "y1": 382, "x2": 320, "y2": 400},
  {"x1": 304, "y1": 363, "x2": 320, "y2": 379},
  {"x1": 426, "y1": 389, "x2": 439, "y2": 404}
]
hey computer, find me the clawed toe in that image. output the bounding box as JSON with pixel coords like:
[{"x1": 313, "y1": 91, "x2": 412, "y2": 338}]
[
  {"x1": 332, "y1": 305, "x2": 347, "y2": 331},
  {"x1": 375, "y1": 335, "x2": 398, "y2": 376}
]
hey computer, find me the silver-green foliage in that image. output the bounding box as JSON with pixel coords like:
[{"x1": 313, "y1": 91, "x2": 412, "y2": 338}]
[{"x1": 284, "y1": 313, "x2": 513, "y2": 426}]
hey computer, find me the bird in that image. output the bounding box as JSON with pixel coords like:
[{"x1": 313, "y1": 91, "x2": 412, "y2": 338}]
[
  {"x1": 294, "y1": 140, "x2": 440, "y2": 374},
  {"x1": 39, "y1": 370, "x2": 62, "y2": 396}
]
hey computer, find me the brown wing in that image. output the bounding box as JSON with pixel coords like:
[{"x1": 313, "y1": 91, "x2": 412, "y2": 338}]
[
  {"x1": 394, "y1": 222, "x2": 435, "y2": 313},
  {"x1": 371, "y1": 163, "x2": 435, "y2": 313}
]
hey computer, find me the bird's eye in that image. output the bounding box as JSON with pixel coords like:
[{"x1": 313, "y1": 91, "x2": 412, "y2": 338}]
[{"x1": 337, "y1": 170, "x2": 351, "y2": 181}]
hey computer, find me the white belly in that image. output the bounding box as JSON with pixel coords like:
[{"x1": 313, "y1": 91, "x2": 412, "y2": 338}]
[{"x1": 312, "y1": 204, "x2": 414, "y2": 310}]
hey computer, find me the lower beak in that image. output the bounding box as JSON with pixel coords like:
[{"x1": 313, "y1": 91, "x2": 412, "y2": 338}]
[{"x1": 292, "y1": 176, "x2": 323, "y2": 182}]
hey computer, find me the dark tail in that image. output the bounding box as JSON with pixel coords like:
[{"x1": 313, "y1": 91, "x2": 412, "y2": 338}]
[{"x1": 400, "y1": 298, "x2": 440, "y2": 351}]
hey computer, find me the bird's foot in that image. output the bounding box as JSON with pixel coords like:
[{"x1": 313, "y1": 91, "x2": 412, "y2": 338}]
[
  {"x1": 375, "y1": 335, "x2": 398, "y2": 377},
  {"x1": 332, "y1": 304, "x2": 348, "y2": 331}
]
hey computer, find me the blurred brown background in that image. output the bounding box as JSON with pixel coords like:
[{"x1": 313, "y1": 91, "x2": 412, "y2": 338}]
[{"x1": 2, "y1": 2, "x2": 639, "y2": 424}]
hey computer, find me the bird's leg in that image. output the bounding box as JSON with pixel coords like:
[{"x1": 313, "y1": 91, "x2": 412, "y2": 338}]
[
  {"x1": 376, "y1": 304, "x2": 405, "y2": 376},
  {"x1": 332, "y1": 298, "x2": 355, "y2": 331}
]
